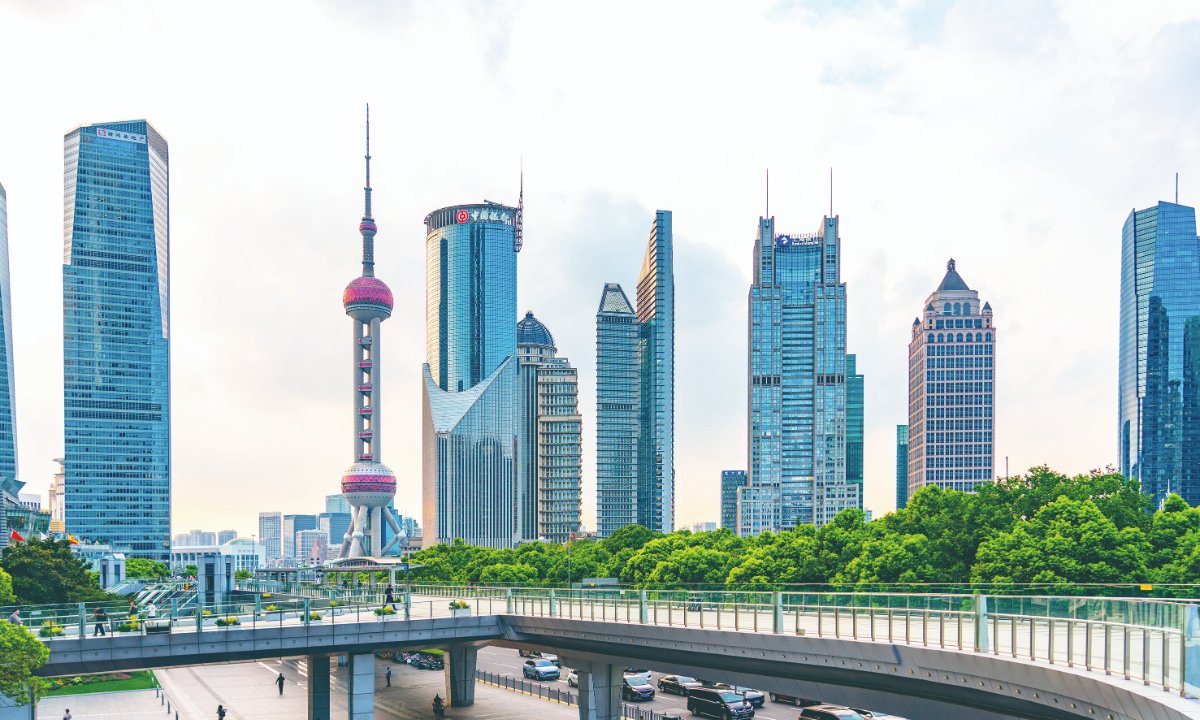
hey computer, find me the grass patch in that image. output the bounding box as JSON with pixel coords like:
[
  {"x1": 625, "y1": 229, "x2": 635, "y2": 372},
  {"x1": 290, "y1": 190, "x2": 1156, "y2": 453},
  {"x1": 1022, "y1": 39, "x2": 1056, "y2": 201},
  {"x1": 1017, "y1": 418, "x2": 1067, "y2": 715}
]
[
  {"x1": 44, "y1": 671, "x2": 157, "y2": 697},
  {"x1": 418, "y1": 648, "x2": 445, "y2": 656}
]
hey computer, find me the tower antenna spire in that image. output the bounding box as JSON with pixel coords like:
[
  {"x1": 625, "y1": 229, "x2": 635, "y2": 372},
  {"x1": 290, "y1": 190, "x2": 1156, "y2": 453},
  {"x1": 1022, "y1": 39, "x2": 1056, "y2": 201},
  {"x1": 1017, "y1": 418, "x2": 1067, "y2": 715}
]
[
  {"x1": 359, "y1": 103, "x2": 377, "y2": 276},
  {"x1": 364, "y1": 103, "x2": 372, "y2": 219},
  {"x1": 765, "y1": 168, "x2": 769, "y2": 218},
  {"x1": 829, "y1": 167, "x2": 833, "y2": 217}
]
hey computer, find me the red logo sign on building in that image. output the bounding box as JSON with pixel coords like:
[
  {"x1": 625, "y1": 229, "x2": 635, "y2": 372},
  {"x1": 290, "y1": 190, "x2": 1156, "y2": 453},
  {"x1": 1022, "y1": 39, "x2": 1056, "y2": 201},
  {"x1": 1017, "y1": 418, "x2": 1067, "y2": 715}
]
[{"x1": 456, "y1": 209, "x2": 469, "y2": 223}]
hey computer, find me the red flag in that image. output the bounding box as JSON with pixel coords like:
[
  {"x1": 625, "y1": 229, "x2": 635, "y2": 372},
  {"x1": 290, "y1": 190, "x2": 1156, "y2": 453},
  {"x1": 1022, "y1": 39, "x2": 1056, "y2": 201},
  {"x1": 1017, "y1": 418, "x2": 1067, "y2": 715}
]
[{"x1": 9, "y1": 529, "x2": 24, "y2": 543}]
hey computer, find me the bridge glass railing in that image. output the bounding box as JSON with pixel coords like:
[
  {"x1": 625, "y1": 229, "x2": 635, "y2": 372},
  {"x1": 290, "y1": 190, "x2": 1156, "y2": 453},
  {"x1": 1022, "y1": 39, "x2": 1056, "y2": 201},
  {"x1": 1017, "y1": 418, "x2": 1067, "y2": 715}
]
[{"x1": 20, "y1": 582, "x2": 1196, "y2": 698}]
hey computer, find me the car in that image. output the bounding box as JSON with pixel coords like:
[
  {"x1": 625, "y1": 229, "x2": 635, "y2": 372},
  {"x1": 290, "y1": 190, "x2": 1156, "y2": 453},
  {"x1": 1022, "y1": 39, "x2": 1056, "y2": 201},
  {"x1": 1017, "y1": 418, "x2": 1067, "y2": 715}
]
[
  {"x1": 767, "y1": 692, "x2": 822, "y2": 707},
  {"x1": 799, "y1": 706, "x2": 868, "y2": 720},
  {"x1": 686, "y1": 687, "x2": 756, "y2": 720},
  {"x1": 518, "y1": 649, "x2": 539, "y2": 658},
  {"x1": 522, "y1": 658, "x2": 560, "y2": 681},
  {"x1": 851, "y1": 711, "x2": 908, "y2": 720},
  {"x1": 658, "y1": 674, "x2": 703, "y2": 695},
  {"x1": 622, "y1": 677, "x2": 656, "y2": 701},
  {"x1": 711, "y1": 684, "x2": 765, "y2": 708},
  {"x1": 624, "y1": 669, "x2": 652, "y2": 686},
  {"x1": 567, "y1": 669, "x2": 579, "y2": 687},
  {"x1": 541, "y1": 653, "x2": 561, "y2": 667}
]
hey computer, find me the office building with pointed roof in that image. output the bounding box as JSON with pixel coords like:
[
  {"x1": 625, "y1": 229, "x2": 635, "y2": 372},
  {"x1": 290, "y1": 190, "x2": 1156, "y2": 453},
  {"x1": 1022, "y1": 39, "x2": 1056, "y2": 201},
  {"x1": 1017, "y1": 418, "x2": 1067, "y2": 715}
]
[
  {"x1": 594, "y1": 211, "x2": 675, "y2": 536},
  {"x1": 907, "y1": 259, "x2": 996, "y2": 497}
]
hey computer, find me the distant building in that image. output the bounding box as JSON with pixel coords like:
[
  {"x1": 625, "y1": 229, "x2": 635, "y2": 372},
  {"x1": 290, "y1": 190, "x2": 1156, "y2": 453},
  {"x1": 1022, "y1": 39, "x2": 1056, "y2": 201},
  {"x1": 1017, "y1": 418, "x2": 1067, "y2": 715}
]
[
  {"x1": 0, "y1": 184, "x2": 16, "y2": 530},
  {"x1": 216, "y1": 529, "x2": 237, "y2": 545},
  {"x1": 739, "y1": 213, "x2": 859, "y2": 535},
  {"x1": 258, "y1": 511, "x2": 282, "y2": 563},
  {"x1": 895, "y1": 425, "x2": 909, "y2": 509},
  {"x1": 49, "y1": 459, "x2": 65, "y2": 526},
  {"x1": 1119, "y1": 201, "x2": 1200, "y2": 506},
  {"x1": 296, "y1": 529, "x2": 328, "y2": 565},
  {"x1": 907, "y1": 259, "x2": 996, "y2": 495},
  {"x1": 691, "y1": 522, "x2": 717, "y2": 533},
  {"x1": 847, "y1": 355, "x2": 864, "y2": 491},
  {"x1": 17, "y1": 493, "x2": 40, "y2": 512},
  {"x1": 422, "y1": 201, "x2": 521, "y2": 548},
  {"x1": 720, "y1": 470, "x2": 747, "y2": 531},
  {"x1": 595, "y1": 211, "x2": 675, "y2": 536},
  {"x1": 319, "y1": 512, "x2": 352, "y2": 555},
  {"x1": 171, "y1": 538, "x2": 265, "y2": 574},
  {"x1": 63, "y1": 120, "x2": 171, "y2": 562},
  {"x1": 325, "y1": 494, "x2": 351, "y2": 515},
  {"x1": 282, "y1": 514, "x2": 317, "y2": 561}
]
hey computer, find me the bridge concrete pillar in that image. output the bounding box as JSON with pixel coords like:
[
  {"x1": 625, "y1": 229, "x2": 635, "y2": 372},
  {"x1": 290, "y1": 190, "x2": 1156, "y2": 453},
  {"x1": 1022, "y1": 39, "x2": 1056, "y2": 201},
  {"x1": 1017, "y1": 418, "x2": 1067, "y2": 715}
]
[
  {"x1": 639, "y1": 590, "x2": 648, "y2": 623},
  {"x1": 576, "y1": 663, "x2": 622, "y2": 720},
  {"x1": 974, "y1": 594, "x2": 989, "y2": 652},
  {"x1": 348, "y1": 652, "x2": 375, "y2": 720},
  {"x1": 445, "y1": 645, "x2": 478, "y2": 706},
  {"x1": 307, "y1": 655, "x2": 330, "y2": 720}
]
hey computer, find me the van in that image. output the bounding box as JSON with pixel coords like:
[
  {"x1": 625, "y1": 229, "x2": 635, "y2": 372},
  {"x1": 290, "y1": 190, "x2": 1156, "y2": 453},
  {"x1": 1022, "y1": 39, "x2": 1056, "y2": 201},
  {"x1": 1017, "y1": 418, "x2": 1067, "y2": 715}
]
[{"x1": 686, "y1": 687, "x2": 755, "y2": 720}]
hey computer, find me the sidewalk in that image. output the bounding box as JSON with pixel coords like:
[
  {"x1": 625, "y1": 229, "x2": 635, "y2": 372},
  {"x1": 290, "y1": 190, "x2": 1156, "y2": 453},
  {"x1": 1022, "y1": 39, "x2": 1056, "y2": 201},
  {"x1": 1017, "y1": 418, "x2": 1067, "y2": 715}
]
[{"x1": 36, "y1": 689, "x2": 164, "y2": 719}]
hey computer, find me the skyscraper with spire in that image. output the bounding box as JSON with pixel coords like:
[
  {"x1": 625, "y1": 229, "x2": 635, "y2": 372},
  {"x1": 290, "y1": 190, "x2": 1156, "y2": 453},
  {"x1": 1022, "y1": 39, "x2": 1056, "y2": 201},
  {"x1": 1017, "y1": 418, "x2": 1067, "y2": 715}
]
[
  {"x1": 594, "y1": 211, "x2": 675, "y2": 536},
  {"x1": 422, "y1": 182, "x2": 523, "y2": 548},
  {"x1": 336, "y1": 107, "x2": 404, "y2": 559},
  {"x1": 0, "y1": 181, "x2": 20, "y2": 551},
  {"x1": 738, "y1": 211, "x2": 859, "y2": 535}
]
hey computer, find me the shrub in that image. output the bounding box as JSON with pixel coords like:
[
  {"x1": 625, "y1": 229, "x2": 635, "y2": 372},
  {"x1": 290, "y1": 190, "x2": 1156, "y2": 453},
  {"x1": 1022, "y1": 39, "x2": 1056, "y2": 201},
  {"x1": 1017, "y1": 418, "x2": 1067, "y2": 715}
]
[
  {"x1": 201, "y1": 610, "x2": 213, "y2": 617},
  {"x1": 115, "y1": 620, "x2": 140, "y2": 632},
  {"x1": 448, "y1": 600, "x2": 470, "y2": 610},
  {"x1": 38, "y1": 622, "x2": 64, "y2": 638},
  {"x1": 215, "y1": 616, "x2": 240, "y2": 627},
  {"x1": 308, "y1": 612, "x2": 322, "y2": 621},
  {"x1": 263, "y1": 604, "x2": 281, "y2": 612},
  {"x1": 374, "y1": 606, "x2": 396, "y2": 616}
]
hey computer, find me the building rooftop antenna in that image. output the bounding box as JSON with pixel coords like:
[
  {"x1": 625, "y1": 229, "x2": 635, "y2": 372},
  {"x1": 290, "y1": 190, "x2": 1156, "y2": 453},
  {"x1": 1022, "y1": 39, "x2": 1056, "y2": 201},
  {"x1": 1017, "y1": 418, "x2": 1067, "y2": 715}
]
[
  {"x1": 1177, "y1": 172, "x2": 1180, "y2": 204},
  {"x1": 765, "y1": 168, "x2": 769, "y2": 218},
  {"x1": 514, "y1": 158, "x2": 524, "y2": 253},
  {"x1": 829, "y1": 167, "x2": 833, "y2": 218}
]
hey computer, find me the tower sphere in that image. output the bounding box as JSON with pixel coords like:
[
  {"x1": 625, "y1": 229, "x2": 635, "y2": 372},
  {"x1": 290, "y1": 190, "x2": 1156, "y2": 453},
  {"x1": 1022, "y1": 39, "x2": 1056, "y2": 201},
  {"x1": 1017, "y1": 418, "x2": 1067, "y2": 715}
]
[
  {"x1": 343, "y1": 276, "x2": 393, "y2": 321},
  {"x1": 340, "y1": 460, "x2": 397, "y2": 508}
]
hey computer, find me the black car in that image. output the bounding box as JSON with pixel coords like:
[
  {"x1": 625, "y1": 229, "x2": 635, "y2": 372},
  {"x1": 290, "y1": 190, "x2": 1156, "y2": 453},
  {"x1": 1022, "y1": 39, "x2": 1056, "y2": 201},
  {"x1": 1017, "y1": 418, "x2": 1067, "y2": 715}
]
[
  {"x1": 687, "y1": 687, "x2": 756, "y2": 720},
  {"x1": 768, "y1": 692, "x2": 822, "y2": 707},
  {"x1": 711, "y1": 684, "x2": 765, "y2": 708},
  {"x1": 622, "y1": 677, "x2": 656, "y2": 701},
  {"x1": 658, "y1": 674, "x2": 703, "y2": 695},
  {"x1": 799, "y1": 706, "x2": 867, "y2": 720}
]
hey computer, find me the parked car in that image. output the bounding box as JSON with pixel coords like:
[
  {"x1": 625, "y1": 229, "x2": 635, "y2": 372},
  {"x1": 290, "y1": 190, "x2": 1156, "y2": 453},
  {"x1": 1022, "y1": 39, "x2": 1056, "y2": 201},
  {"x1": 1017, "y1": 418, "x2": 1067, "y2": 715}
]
[
  {"x1": 767, "y1": 692, "x2": 822, "y2": 707},
  {"x1": 711, "y1": 684, "x2": 765, "y2": 707},
  {"x1": 522, "y1": 658, "x2": 560, "y2": 681},
  {"x1": 686, "y1": 687, "x2": 756, "y2": 720},
  {"x1": 567, "y1": 669, "x2": 579, "y2": 687},
  {"x1": 658, "y1": 674, "x2": 703, "y2": 695},
  {"x1": 622, "y1": 677, "x2": 656, "y2": 701},
  {"x1": 799, "y1": 706, "x2": 868, "y2": 720},
  {"x1": 519, "y1": 649, "x2": 547, "y2": 658}
]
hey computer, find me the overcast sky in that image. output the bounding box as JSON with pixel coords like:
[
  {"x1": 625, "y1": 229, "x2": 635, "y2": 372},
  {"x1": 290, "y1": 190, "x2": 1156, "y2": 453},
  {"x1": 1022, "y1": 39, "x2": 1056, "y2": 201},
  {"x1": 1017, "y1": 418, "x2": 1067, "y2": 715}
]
[{"x1": 1, "y1": 0, "x2": 1198, "y2": 538}]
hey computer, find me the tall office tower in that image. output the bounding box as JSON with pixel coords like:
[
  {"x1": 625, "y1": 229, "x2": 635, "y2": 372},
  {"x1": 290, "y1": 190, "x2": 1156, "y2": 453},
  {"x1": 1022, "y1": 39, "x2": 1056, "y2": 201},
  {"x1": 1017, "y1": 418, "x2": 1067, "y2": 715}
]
[
  {"x1": 594, "y1": 212, "x2": 676, "y2": 536},
  {"x1": 318, "y1": 511, "x2": 351, "y2": 556},
  {"x1": 62, "y1": 121, "x2": 170, "y2": 561},
  {"x1": 325, "y1": 493, "x2": 351, "y2": 515},
  {"x1": 846, "y1": 354, "x2": 864, "y2": 495},
  {"x1": 516, "y1": 312, "x2": 582, "y2": 543},
  {"x1": 895, "y1": 425, "x2": 909, "y2": 509},
  {"x1": 258, "y1": 512, "x2": 282, "y2": 563},
  {"x1": 282, "y1": 513, "x2": 317, "y2": 561},
  {"x1": 422, "y1": 194, "x2": 522, "y2": 548},
  {"x1": 0, "y1": 183, "x2": 14, "y2": 495},
  {"x1": 296, "y1": 529, "x2": 329, "y2": 564},
  {"x1": 49, "y1": 459, "x2": 65, "y2": 530},
  {"x1": 595, "y1": 283, "x2": 638, "y2": 537},
  {"x1": 907, "y1": 259, "x2": 996, "y2": 496},
  {"x1": 738, "y1": 213, "x2": 858, "y2": 535},
  {"x1": 216, "y1": 530, "x2": 237, "y2": 545},
  {"x1": 1119, "y1": 201, "x2": 1200, "y2": 506},
  {"x1": 336, "y1": 109, "x2": 403, "y2": 560},
  {"x1": 720, "y1": 470, "x2": 747, "y2": 530}
]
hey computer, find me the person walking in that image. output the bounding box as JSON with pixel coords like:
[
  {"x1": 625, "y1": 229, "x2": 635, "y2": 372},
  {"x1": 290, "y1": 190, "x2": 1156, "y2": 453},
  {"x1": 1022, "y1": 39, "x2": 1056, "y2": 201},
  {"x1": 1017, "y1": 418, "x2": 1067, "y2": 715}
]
[
  {"x1": 62, "y1": 710, "x2": 72, "y2": 720},
  {"x1": 216, "y1": 704, "x2": 226, "y2": 719},
  {"x1": 384, "y1": 586, "x2": 395, "y2": 609},
  {"x1": 146, "y1": 602, "x2": 158, "y2": 619},
  {"x1": 93, "y1": 607, "x2": 109, "y2": 636},
  {"x1": 385, "y1": 665, "x2": 392, "y2": 687},
  {"x1": 7, "y1": 609, "x2": 20, "y2": 625},
  {"x1": 276, "y1": 672, "x2": 285, "y2": 696}
]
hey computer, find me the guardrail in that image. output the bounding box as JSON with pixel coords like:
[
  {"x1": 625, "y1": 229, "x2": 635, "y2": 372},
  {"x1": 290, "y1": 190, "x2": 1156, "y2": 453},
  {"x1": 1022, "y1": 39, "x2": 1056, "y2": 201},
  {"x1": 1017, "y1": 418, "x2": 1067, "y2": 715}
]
[
  {"x1": 18, "y1": 582, "x2": 1199, "y2": 698},
  {"x1": 474, "y1": 669, "x2": 684, "y2": 720}
]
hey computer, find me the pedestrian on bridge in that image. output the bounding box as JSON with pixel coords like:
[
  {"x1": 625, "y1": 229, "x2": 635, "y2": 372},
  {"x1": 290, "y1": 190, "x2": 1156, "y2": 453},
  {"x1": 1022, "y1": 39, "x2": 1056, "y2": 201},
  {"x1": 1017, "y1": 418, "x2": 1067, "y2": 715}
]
[
  {"x1": 276, "y1": 672, "x2": 285, "y2": 696},
  {"x1": 216, "y1": 705, "x2": 226, "y2": 719},
  {"x1": 93, "y1": 607, "x2": 109, "y2": 636},
  {"x1": 61, "y1": 709, "x2": 71, "y2": 720},
  {"x1": 385, "y1": 586, "x2": 395, "y2": 609},
  {"x1": 7, "y1": 609, "x2": 20, "y2": 625},
  {"x1": 386, "y1": 666, "x2": 392, "y2": 687}
]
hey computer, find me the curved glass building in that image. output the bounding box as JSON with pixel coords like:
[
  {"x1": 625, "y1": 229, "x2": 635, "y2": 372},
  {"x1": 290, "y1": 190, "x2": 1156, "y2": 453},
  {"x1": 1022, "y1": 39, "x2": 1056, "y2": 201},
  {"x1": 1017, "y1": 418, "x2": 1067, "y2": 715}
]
[{"x1": 422, "y1": 203, "x2": 521, "y2": 547}]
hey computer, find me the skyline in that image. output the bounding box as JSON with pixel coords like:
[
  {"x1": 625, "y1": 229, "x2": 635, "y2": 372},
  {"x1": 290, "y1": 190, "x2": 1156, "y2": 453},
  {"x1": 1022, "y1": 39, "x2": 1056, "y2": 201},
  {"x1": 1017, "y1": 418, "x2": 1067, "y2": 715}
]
[{"x1": 1, "y1": 2, "x2": 1198, "y2": 537}]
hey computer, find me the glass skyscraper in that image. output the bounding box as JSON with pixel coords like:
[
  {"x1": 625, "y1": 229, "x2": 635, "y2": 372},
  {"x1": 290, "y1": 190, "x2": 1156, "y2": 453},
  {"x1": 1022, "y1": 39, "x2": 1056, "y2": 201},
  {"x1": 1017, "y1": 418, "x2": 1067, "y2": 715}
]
[
  {"x1": 895, "y1": 425, "x2": 909, "y2": 509},
  {"x1": 739, "y1": 214, "x2": 859, "y2": 535},
  {"x1": 1119, "y1": 201, "x2": 1200, "y2": 506},
  {"x1": 846, "y1": 354, "x2": 864, "y2": 490},
  {"x1": 0, "y1": 183, "x2": 15, "y2": 491},
  {"x1": 595, "y1": 211, "x2": 675, "y2": 536},
  {"x1": 422, "y1": 202, "x2": 521, "y2": 548},
  {"x1": 63, "y1": 121, "x2": 170, "y2": 562},
  {"x1": 516, "y1": 312, "x2": 582, "y2": 543},
  {"x1": 720, "y1": 470, "x2": 746, "y2": 530},
  {"x1": 907, "y1": 260, "x2": 996, "y2": 496}
]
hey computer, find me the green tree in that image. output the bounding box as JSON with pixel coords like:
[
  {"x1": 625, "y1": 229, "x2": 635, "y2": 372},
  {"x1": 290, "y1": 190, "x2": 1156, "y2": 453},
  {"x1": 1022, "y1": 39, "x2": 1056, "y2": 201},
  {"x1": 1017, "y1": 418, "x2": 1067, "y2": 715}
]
[
  {"x1": 0, "y1": 538, "x2": 110, "y2": 604},
  {"x1": 234, "y1": 569, "x2": 253, "y2": 580},
  {"x1": 603, "y1": 525, "x2": 661, "y2": 554},
  {"x1": 479, "y1": 562, "x2": 539, "y2": 585},
  {"x1": 972, "y1": 497, "x2": 1150, "y2": 589},
  {"x1": 125, "y1": 558, "x2": 169, "y2": 579},
  {"x1": 645, "y1": 546, "x2": 732, "y2": 585},
  {"x1": 0, "y1": 620, "x2": 50, "y2": 704},
  {"x1": 0, "y1": 567, "x2": 14, "y2": 605}
]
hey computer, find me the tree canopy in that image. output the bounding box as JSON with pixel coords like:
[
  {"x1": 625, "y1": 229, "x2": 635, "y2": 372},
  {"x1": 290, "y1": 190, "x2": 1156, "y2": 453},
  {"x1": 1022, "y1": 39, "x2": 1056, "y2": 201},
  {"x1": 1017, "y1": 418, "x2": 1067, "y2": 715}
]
[
  {"x1": 0, "y1": 538, "x2": 111, "y2": 604},
  {"x1": 125, "y1": 558, "x2": 170, "y2": 579},
  {"x1": 406, "y1": 468, "x2": 1192, "y2": 594},
  {"x1": 0, "y1": 622, "x2": 48, "y2": 705}
]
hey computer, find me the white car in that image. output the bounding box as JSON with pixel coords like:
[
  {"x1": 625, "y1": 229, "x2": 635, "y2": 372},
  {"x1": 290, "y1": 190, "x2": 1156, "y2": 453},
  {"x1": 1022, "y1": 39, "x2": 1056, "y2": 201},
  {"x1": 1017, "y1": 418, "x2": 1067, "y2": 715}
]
[{"x1": 567, "y1": 669, "x2": 578, "y2": 687}]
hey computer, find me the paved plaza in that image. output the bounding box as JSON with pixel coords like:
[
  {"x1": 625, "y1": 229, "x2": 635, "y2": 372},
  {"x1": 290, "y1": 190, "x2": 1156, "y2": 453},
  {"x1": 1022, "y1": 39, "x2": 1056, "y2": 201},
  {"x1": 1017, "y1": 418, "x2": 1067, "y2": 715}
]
[{"x1": 35, "y1": 656, "x2": 581, "y2": 720}]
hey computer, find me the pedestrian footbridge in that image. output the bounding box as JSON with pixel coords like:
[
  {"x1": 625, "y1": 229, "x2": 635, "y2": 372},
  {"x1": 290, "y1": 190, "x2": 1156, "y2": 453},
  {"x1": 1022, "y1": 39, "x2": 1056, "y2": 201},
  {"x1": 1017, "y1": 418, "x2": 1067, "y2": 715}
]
[{"x1": 12, "y1": 584, "x2": 1200, "y2": 720}]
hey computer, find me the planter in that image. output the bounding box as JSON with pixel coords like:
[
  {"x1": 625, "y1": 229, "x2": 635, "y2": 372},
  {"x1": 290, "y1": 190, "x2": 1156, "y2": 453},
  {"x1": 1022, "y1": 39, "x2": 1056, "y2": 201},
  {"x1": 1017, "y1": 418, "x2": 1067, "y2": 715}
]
[{"x1": 451, "y1": 608, "x2": 472, "y2": 618}]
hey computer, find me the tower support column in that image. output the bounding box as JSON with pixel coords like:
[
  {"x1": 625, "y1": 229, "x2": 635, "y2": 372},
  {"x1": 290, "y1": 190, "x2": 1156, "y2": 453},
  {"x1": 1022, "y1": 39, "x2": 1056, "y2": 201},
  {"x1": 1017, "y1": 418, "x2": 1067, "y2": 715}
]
[
  {"x1": 444, "y1": 644, "x2": 478, "y2": 706},
  {"x1": 308, "y1": 655, "x2": 330, "y2": 720},
  {"x1": 574, "y1": 662, "x2": 622, "y2": 720},
  {"x1": 348, "y1": 652, "x2": 375, "y2": 720}
]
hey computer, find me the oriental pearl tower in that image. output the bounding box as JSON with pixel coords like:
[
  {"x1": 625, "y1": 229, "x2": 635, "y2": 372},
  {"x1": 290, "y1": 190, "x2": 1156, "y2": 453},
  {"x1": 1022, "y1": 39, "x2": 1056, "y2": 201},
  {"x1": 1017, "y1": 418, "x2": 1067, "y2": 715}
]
[{"x1": 338, "y1": 106, "x2": 403, "y2": 559}]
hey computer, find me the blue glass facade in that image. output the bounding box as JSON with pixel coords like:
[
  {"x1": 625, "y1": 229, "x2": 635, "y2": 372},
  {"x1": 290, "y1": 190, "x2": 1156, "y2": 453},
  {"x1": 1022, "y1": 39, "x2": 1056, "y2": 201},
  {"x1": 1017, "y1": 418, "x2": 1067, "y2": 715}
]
[
  {"x1": 595, "y1": 283, "x2": 639, "y2": 537},
  {"x1": 895, "y1": 425, "x2": 908, "y2": 509},
  {"x1": 594, "y1": 211, "x2": 675, "y2": 536},
  {"x1": 422, "y1": 203, "x2": 520, "y2": 547},
  {"x1": 740, "y1": 215, "x2": 858, "y2": 535},
  {"x1": 1119, "y1": 201, "x2": 1200, "y2": 506},
  {"x1": 0, "y1": 183, "x2": 15, "y2": 492},
  {"x1": 720, "y1": 470, "x2": 746, "y2": 530},
  {"x1": 63, "y1": 121, "x2": 170, "y2": 562},
  {"x1": 846, "y1": 354, "x2": 864, "y2": 489}
]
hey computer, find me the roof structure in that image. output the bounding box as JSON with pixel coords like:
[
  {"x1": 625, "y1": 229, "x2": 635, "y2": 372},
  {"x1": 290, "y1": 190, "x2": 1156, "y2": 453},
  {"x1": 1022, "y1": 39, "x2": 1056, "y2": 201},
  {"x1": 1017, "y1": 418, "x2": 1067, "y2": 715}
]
[
  {"x1": 516, "y1": 311, "x2": 554, "y2": 347},
  {"x1": 937, "y1": 258, "x2": 971, "y2": 292},
  {"x1": 598, "y1": 282, "x2": 634, "y2": 314}
]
